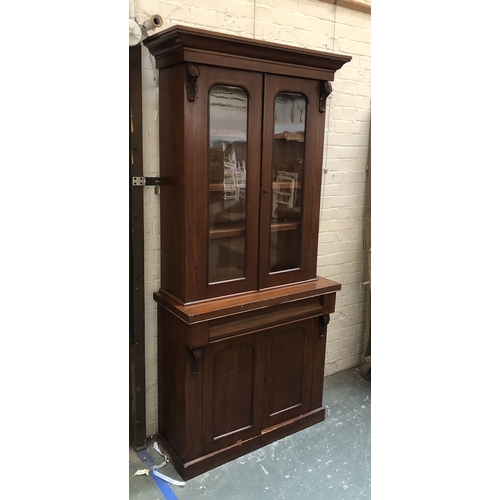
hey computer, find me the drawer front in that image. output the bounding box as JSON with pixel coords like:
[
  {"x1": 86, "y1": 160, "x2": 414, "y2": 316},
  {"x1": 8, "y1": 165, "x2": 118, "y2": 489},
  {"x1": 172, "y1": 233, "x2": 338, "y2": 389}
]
[{"x1": 208, "y1": 297, "x2": 323, "y2": 341}]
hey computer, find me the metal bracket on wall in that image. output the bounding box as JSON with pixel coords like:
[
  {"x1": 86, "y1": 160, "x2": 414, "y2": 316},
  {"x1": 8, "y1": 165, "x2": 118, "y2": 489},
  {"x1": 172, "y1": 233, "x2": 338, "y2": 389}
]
[{"x1": 132, "y1": 177, "x2": 161, "y2": 194}]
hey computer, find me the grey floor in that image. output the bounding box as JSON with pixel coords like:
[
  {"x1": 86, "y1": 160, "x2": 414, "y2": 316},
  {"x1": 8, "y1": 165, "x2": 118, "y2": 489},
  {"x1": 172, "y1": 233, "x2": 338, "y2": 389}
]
[{"x1": 129, "y1": 366, "x2": 371, "y2": 500}]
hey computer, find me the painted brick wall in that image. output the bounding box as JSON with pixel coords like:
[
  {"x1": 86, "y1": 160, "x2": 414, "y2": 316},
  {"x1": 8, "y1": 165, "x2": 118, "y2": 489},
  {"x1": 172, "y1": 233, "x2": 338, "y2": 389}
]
[{"x1": 133, "y1": 0, "x2": 371, "y2": 437}]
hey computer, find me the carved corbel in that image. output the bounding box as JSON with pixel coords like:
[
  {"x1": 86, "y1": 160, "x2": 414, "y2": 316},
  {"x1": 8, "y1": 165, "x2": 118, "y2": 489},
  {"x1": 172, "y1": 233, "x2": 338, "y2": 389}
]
[
  {"x1": 185, "y1": 63, "x2": 200, "y2": 102},
  {"x1": 318, "y1": 313, "x2": 330, "y2": 338},
  {"x1": 319, "y1": 81, "x2": 332, "y2": 113},
  {"x1": 189, "y1": 347, "x2": 204, "y2": 376}
]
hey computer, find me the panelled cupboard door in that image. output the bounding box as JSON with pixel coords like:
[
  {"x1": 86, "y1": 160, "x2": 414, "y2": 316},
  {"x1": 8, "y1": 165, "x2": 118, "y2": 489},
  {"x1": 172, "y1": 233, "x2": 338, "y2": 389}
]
[
  {"x1": 259, "y1": 75, "x2": 325, "y2": 289},
  {"x1": 201, "y1": 318, "x2": 319, "y2": 454},
  {"x1": 261, "y1": 318, "x2": 316, "y2": 429},
  {"x1": 195, "y1": 66, "x2": 263, "y2": 300},
  {"x1": 202, "y1": 333, "x2": 265, "y2": 454}
]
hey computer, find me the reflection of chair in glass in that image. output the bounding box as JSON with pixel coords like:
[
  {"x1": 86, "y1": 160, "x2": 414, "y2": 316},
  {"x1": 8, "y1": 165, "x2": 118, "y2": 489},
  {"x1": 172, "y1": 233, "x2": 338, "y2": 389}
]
[
  {"x1": 235, "y1": 160, "x2": 246, "y2": 200},
  {"x1": 223, "y1": 143, "x2": 238, "y2": 200},
  {"x1": 222, "y1": 142, "x2": 247, "y2": 201},
  {"x1": 272, "y1": 170, "x2": 298, "y2": 218}
]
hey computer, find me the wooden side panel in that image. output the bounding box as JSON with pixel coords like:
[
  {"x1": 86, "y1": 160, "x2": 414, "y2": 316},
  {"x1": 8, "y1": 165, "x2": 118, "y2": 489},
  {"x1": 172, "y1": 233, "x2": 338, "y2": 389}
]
[
  {"x1": 306, "y1": 79, "x2": 328, "y2": 277},
  {"x1": 157, "y1": 307, "x2": 186, "y2": 456},
  {"x1": 159, "y1": 64, "x2": 186, "y2": 301},
  {"x1": 310, "y1": 316, "x2": 327, "y2": 410},
  {"x1": 183, "y1": 63, "x2": 202, "y2": 302},
  {"x1": 157, "y1": 307, "x2": 204, "y2": 461}
]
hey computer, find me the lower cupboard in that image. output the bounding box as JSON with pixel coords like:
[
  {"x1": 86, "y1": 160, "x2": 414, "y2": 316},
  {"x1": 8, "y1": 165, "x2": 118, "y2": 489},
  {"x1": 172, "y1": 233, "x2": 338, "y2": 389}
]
[{"x1": 154, "y1": 278, "x2": 340, "y2": 479}]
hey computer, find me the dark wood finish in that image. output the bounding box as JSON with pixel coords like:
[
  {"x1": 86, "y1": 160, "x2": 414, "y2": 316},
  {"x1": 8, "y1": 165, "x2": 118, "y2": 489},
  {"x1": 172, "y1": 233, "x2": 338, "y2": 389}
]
[
  {"x1": 153, "y1": 276, "x2": 340, "y2": 324},
  {"x1": 156, "y1": 302, "x2": 332, "y2": 479},
  {"x1": 145, "y1": 27, "x2": 350, "y2": 304},
  {"x1": 154, "y1": 283, "x2": 338, "y2": 478},
  {"x1": 144, "y1": 25, "x2": 351, "y2": 79},
  {"x1": 202, "y1": 334, "x2": 264, "y2": 453},
  {"x1": 158, "y1": 63, "x2": 187, "y2": 302},
  {"x1": 144, "y1": 25, "x2": 350, "y2": 479},
  {"x1": 262, "y1": 319, "x2": 315, "y2": 428},
  {"x1": 208, "y1": 297, "x2": 324, "y2": 341},
  {"x1": 157, "y1": 406, "x2": 325, "y2": 480},
  {"x1": 129, "y1": 43, "x2": 146, "y2": 450}
]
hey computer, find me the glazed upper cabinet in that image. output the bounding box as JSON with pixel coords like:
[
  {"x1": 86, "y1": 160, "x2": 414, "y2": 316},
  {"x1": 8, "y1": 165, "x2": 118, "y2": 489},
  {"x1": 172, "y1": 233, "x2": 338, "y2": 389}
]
[
  {"x1": 202, "y1": 69, "x2": 326, "y2": 297},
  {"x1": 144, "y1": 26, "x2": 351, "y2": 304}
]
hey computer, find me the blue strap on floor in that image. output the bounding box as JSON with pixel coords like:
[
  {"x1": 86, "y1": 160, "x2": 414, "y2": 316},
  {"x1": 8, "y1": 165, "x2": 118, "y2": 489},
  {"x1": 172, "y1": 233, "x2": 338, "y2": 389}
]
[{"x1": 137, "y1": 449, "x2": 179, "y2": 500}]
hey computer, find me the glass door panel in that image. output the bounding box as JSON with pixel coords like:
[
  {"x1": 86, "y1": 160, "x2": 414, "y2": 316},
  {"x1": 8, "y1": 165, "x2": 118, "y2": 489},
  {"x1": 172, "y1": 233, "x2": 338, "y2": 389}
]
[
  {"x1": 209, "y1": 85, "x2": 248, "y2": 283},
  {"x1": 269, "y1": 92, "x2": 306, "y2": 273}
]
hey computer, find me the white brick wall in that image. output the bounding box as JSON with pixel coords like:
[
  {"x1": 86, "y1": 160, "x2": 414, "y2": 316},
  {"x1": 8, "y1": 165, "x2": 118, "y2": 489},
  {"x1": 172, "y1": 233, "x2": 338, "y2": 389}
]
[
  {"x1": 133, "y1": 0, "x2": 371, "y2": 436},
  {"x1": 140, "y1": 45, "x2": 161, "y2": 436}
]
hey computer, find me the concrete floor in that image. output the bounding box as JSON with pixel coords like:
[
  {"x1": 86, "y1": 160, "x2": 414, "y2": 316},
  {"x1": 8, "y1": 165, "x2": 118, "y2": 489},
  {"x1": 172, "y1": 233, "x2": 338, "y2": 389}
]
[{"x1": 129, "y1": 366, "x2": 371, "y2": 500}]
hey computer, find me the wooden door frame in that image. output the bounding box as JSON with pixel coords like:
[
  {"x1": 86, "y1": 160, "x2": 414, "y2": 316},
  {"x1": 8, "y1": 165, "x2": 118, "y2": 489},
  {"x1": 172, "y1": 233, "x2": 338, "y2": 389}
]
[{"x1": 129, "y1": 43, "x2": 147, "y2": 450}]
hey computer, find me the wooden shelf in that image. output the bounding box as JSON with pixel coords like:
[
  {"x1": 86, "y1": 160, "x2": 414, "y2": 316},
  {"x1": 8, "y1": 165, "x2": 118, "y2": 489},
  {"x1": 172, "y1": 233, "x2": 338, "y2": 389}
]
[
  {"x1": 209, "y1": 183, "x2": 248, "y2": 192},
  {"x1": 209, "y1": 220, "x2": 299, "y2": 237},
  {"x1": 211, "y1": 182, "x2": 301, "y2": 191},
  {"x1": 209, "y1": 222, "x2": 246, "y2": 238},
  {"x1": 209, "y1": 183, "x2": 226, "y2": 192},
  {"x1": 271, "y1": 220, "x2": 300, "y2": 232},
  {"x1": 272, "y1": 181, "x2": 301, "y2": 189},
  {"x1": 274, "y1": 132, "x2": 304, "y2": 142},
  {"x1": 210, "y1": 130, "x2": 247, "y2": 141}
]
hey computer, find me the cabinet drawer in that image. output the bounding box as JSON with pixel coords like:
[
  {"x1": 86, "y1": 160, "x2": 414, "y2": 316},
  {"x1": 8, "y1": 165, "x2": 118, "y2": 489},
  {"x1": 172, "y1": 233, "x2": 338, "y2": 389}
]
[{"x1": 208, "y1": 297, "x2": 323, "y2": 341}]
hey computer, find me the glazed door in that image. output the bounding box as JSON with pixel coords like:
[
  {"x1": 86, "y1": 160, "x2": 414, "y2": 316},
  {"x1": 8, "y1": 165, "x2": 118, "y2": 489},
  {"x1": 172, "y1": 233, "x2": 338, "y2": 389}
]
[
  {"x1": 196, "y1": 66, "x2": 263, "y2": 299},
  {"x1": 259, "y1": 75, "x2": 325, "y2": 289}
]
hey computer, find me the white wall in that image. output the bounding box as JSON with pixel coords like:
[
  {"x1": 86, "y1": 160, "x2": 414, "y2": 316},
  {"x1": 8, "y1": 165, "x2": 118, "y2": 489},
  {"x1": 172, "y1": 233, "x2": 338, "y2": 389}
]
[{"x1": 133, "y1": 0, "x2": 371, "y2": 437}]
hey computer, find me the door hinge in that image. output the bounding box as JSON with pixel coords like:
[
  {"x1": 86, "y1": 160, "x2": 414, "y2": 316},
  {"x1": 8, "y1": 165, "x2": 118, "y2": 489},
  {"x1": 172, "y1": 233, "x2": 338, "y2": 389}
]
[
  {"x1": 132, "y1": 176, "x2": 160, "y2": 186},
  {"x1": 132, "y1": 177, "x2": 161, "y2": 194}
]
